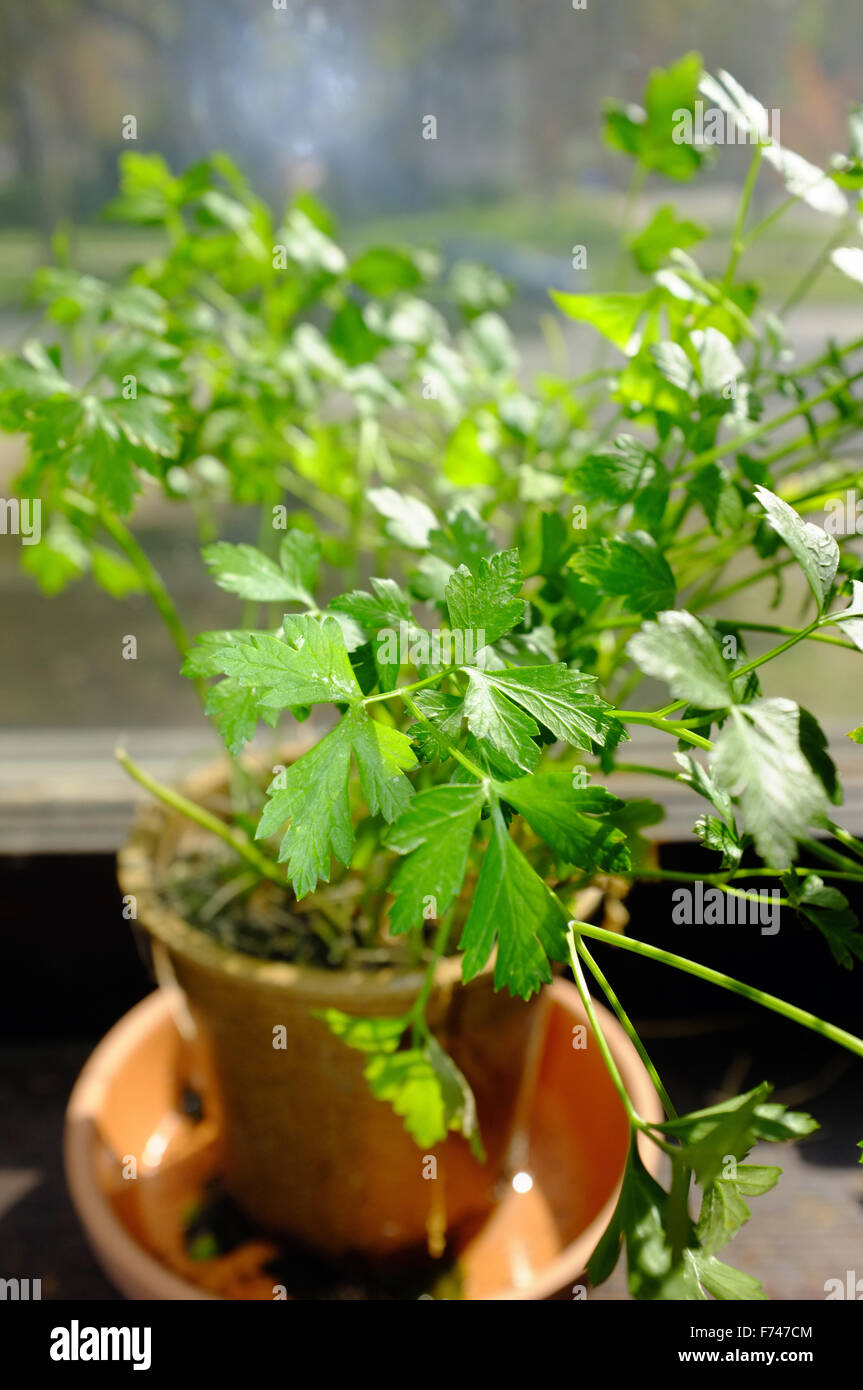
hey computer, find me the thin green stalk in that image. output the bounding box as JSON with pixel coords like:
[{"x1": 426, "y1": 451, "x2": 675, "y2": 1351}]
[
  {"x1": 721, "y1": 144, "x2": 764, "y2": 292},
  {"x1": 737, "y1": 191, "x2": 799, "y2": 252},
  {"x1": 568, "y1": 920, "x2": 863, "y2": 1061},
  {"x1": 363, "y1": 667, "x2": 461, "y2": 706},
  {"x1": 686, "y1": 368, "x2": 863, "y2": 472},
  {"x1": 401, "y1": 690, "x2": 487, "y2": 782},
  {"x1": 779, "y1": 216, "x2": 854, "y2": 319},
  {"x1": 651, "y1": 616, "x2": 823, "y2": 723},
  {"x1": 716, "y1": 622, "x2": 855, "y2": 652},
  {"x1": 787, "y1": 332, "x2": 863, "y2": 381},
  {"x1": 589, "y1": 762, "x2": 681, "y2": 781},
  {"x1": 115, "y1": 747, "x2": 286, "y2": 888},
  {"x1": 827, "y1": 823, "x2": 863, "y2": 861},
  {"x1": 690, "y1": 554, "x2": 796, "y2": 612},
  {"x1": 566, "y1": 925, "x2": 639, "y2": 1124},
  {"x1": 409, "y1": 913, "x2": 453, "y2": 1046},
  {"x1": 799, "y1": 836, "x2": 863, "y2": 877},
  {"x1": 576, "y1": 935, "x2": 678, "y2": 1120},
  {"x1": 635, "y1": 865, "x2": 863, "y2": 886},
  {"x1": 619, "y1": 711, "x2": 713, "y2": 751},
  {"x1": 65, "y1": 490, "x2": 191, "y2": 659},
  {"x1": 243, "y1": 487, "x2": 283, "y2": 629}
]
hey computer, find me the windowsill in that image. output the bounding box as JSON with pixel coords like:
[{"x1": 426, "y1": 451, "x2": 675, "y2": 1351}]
[{"x1": 4, "y1": 724, "x2": 863, "y2": 854}]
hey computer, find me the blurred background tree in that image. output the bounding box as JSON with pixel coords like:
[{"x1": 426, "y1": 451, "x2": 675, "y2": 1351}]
[
  {"x1": 0, "y1": 0, "x2": 861, "y2": 732},
  {"x1": 0, "y1": 0, "x2": 860, "y2": 232}
]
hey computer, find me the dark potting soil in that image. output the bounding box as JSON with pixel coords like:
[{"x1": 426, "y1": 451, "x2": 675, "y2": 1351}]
[{"x1": 159, "y1": 850, "x2": 447, "y2": 971}]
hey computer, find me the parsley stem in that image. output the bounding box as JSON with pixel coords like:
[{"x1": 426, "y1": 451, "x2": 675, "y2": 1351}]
[
  {"x1": 583, "y1": 614, "x2": 855, "y2": 652},
  {"x1": 689, "y1": 554, "x2": 797, "y2": 611},
  {"x1": 635, "y1": 865, "x2": 863, "y2": 886},
  {"x1": 737, "y1": 190, "x2": 798, "y2": 253},
  {"x1": 565, "y1": 925, "x2": 639, "y2": 1125},
  {"x1": 568, "y1": 920, "x2": 863, "y2": 1061},
  {"x1": 64, "y1": 487, "x2": 208, "y2": 706},
  {"x1": 115, "y1": 747, "x2": 286, "y2": 888},
  {"x1": 617, "y1": 712, "x2": 713, "y2": 751},
  {"x1": 798, "y1": 836, "x2": 862, "y2": 876},
  {"x1": 786, "y1": 332, "x2": 863, "y2": 380},
  {"x1": 722, "y1": 143, "x2": 764, "y2": 291},
  {"x1": 400, "y1": 690, "x2": 488, "y2": 781},
  {"x1": 827, "y1": 823, "x2": 863, "y2": 861},
  {"x1": 584, "y1": 761, "x2": 681, "y2": 781},
  {"x1": 409, "y1": 912, "x2": 453, "y2": 1046},
  {"x1": 686, "y1": 368, "x2": 863, "y2": 472},
  {"x1": 778, "y1": 214, "x2": 854, "y2": 319},
  {"x1": 575, "y1": 935, "x2": 678, "y2": 1121},
  {"x1": 651, "y1": 616, "x2": 822, "y2": 721},
  {"x1": 96, "y1": 501, "x2": 191, "y2": 657},
  {"x1": 363, "y1": 667, "x2": 462, "y2": 706}
]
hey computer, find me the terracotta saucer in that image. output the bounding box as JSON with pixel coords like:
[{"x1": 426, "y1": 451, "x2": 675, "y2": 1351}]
[{"x1": 65, "y1": 980, "x2": 661, "y2": 1300}]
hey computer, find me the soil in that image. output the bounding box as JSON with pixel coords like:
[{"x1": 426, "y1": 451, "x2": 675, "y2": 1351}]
[{"x1": 159, "y1": 848, "x2": 445, "y2": 970}]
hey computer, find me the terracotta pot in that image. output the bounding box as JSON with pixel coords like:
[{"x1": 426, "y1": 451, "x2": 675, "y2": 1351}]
[
  {"x1": 64, "y1": 982, "x2": 663, "y2": 1300},
  {"x1": 118, "y1": 761, "x2": 546, "y2": 1265}
]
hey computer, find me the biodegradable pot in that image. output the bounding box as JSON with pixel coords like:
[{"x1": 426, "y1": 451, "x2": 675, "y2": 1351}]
[
  {"x1": 118, "y1": 762, "x2": 547, "y2": 1265},
  {"x1": 64, "y1": 981, "x2": 663, "y2": 1300}
]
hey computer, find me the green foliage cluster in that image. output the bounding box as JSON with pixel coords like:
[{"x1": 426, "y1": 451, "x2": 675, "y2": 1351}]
[{"x1": 5, "y1": 56, "x2": 863, "y2": 1299}]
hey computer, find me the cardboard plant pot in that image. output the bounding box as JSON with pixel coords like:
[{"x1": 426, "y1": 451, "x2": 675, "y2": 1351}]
[{"x1": 117, "y1": 762, "x2": 548, "y2": 1265}]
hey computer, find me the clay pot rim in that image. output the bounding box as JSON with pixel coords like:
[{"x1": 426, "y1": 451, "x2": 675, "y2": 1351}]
[
  {"x1": 118, "y1": 755, "x2": 483, "y2": 1003},
  {"x1": 64, "y1": 989, "x2": 221, "y2": 1302}
]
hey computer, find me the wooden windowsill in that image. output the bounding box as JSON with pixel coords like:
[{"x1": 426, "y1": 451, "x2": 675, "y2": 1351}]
[{"x1": 3, "y1": 725, "x2": 863, "y2": 854}]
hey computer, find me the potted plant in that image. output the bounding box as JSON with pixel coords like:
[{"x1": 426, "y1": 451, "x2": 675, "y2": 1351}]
[{"x1": 5, "y1": 54, "x2": 863, "y2": 1299}]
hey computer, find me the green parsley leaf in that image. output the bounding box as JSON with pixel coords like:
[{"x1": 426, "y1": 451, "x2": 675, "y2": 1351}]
[
  {"x1": 330, "y1": 576, "x2": 412, "y2": 630},
  {"x1": 364, "y1": 1036, "x2": 484, "y2": 1157},
  {"x1": 570, "y1": 532, "x2": 676, "y2": 614},
  {"x1": 627, "y1": 609, "x2": 734, "y2": 709},
  {"x1": 588, "y1": 1144, "x2": 703, "y2": 1300},
  {"x1": 463, "y1": 670, "x2": 541, "y2": 773},
  {"x1": 203, "y1": 531, "x2": 320, "y2": 604},
  {"x1": 385, "y1": 784, "x2": 486, "y2": 935},
  {"x1": 474, "y1": 665, "x2": 625, "y2": 751},
  {"x1": 629, "y1": 205, "x2": 706, "y2": 273},
  {"x1": 696, "y1": 1165, "x2": 781, "y2": 1257},
  {"x1": 213, "y1": 614, "x2": 361, "y2": 710},
  {"x1": 445, "y1": 549, "x2": 526, "y2": 649},
  {"x1": 755, "y1": 485, "x2": 838, "y2": 612},
  {"x1": 551, "y1": 290, "x2": 651, "y2": 353},
  {"x1": 314, "y1": 1010, "x2": 407, "y2": 1053},
  {"x1": 181, "y1": 629, "x2": 269, "y2": 680},
  {"x1": 256, "y1": 709, "x2": 416, "y2": 896},
  {"x1": 256, "y1": 720, "x2": 355, "y2": 897},
  {"x1": 605, "y1": 53, "x2": 705, "y2": 182},
  {"x1": 573, "y1": 434, "x2": 658, "y2": 504},
  {"x1": 459, "y1": 805, "x2": 565, "y2": 999},
  {"x1": 710, "y1": 698, "x2": 828, "y2": 867},
  {"x1": 367, "y1": 486, "x2": 438, "y2": 549},
  {"x1": 205, "y1": 678, "x2": 262, "y2": 757},
  {"x1": 783, "y1": 871, "x2": 863, "y2": 969},
  {"x1": 351, "y1": 716, "x2": 417, "y2": 822},
  {"x1": 496, "y1": 769, "x2": 630, "y2": 873}
]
